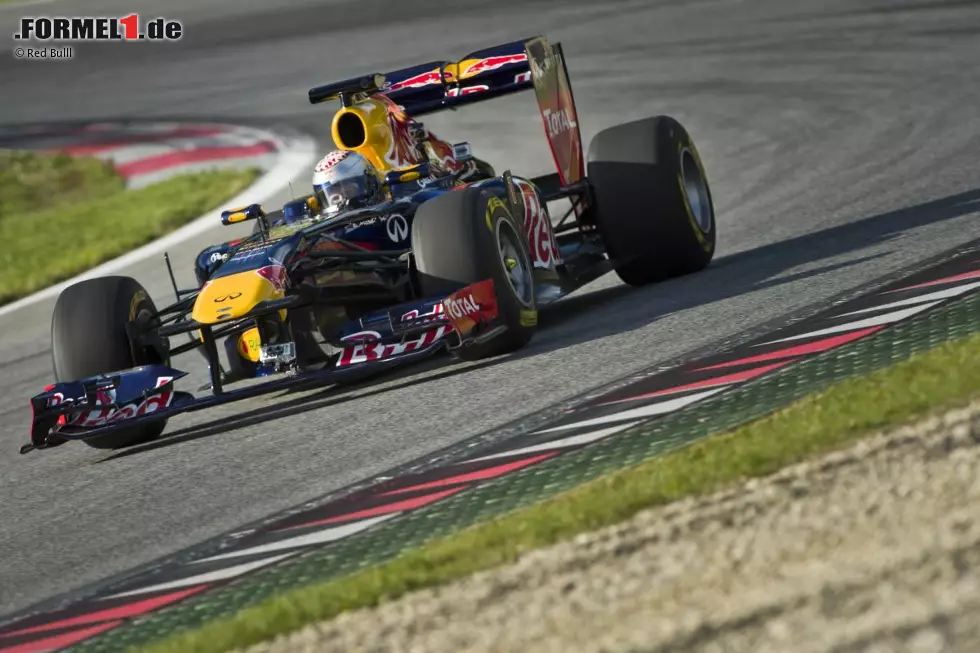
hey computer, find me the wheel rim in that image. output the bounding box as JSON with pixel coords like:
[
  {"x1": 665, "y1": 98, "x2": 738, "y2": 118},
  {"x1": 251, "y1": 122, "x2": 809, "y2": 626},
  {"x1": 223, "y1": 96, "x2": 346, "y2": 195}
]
[
  {"x1": 680, "y1": 147, "x2": 712, "y2": 233},
  {"x1": 496, "y1": 218, "x2": 534, "y2": 308}
]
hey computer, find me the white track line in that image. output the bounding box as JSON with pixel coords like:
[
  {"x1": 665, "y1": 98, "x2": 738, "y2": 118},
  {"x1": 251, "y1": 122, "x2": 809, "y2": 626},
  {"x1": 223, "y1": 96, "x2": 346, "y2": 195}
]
[
  {"x1": 102, "y1": 553, "x2": 295, "y2": 600},
  {"x1": 0, "y1": 126, "x2": 318, "y2": 318},
  {"x1": 193, "y1": 514, "x2": 399, "y2": 564},
  {"x1": 469, "y1": 422, "x2": 644, "y2": 463},
  {"x1": 760, "y1": 302, "x2": 943, "y2": 345},
  {"x1": 535, "y1": 388, "x2": 729, "y2": 435},
  {"x1": 837, "y1": 281, "x2": 980, "y2": 317}
]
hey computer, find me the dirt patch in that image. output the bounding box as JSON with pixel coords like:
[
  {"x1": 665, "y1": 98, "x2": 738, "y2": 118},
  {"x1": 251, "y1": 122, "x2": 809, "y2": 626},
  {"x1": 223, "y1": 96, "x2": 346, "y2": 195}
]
[{"x1": 244, "y1": 401, "x2": 980, "y2": 653}]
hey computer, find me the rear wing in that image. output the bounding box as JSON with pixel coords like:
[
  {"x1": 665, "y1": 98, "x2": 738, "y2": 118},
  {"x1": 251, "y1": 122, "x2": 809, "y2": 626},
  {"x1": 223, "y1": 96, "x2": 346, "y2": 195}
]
[{"x1": 307, "y1": 35, "x2": 584, "y2": 185}]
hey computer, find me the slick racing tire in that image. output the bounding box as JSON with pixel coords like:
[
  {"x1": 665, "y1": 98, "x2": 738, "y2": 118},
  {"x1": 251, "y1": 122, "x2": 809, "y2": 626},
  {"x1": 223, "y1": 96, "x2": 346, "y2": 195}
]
[
  {"x1": 413, "y1": 187, "x2": 537, "y2": 361},
  {"x1": 51, "y1": 276, "x2": 169, "y2": 450},
  {"x1": 588, "y1": 116, "x2": 716, "y2": 286}
]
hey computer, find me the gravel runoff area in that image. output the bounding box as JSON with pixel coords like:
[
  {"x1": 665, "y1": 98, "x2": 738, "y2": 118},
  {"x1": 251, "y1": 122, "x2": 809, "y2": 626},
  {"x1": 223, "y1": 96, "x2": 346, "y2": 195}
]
[{"x1": 241, "y1": 400, "x2": 980, "y2": 653}]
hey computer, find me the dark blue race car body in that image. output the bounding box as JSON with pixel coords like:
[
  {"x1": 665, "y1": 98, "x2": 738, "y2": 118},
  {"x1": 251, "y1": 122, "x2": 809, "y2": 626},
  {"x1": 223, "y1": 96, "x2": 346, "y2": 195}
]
[{"x1": 23, "y1": 35, "x2": 718, "y2": 454}]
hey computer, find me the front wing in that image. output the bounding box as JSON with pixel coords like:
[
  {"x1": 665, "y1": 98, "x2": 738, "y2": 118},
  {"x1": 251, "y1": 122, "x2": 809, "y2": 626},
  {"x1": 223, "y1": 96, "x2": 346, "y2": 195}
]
[{"x1": 23, "y1": 279, "x2": 504, "y2": 454}]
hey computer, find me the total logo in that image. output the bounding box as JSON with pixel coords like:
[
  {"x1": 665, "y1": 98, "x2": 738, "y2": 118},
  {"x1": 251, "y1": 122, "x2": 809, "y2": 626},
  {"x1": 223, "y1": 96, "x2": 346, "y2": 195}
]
[
  {"x1": 542, "y1": 107, "x2": 577, "y2": 139},
  {"x1": 444, "y1": 293, "x2": 480, "y2": 320}
]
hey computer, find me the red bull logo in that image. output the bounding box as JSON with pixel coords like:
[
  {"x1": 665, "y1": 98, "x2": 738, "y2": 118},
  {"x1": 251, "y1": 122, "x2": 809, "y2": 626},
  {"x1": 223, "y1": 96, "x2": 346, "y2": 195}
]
[
  {"x1": 256, "y1": 264, "x2": 287, "y2": 294},
  {"x1": 387, "y1": 68, "x2": 453, "y2": 91},
  {"x1": 425, "y1": 131, "x2": 463, "y2": 172},
  {"x1": 68, "y1": 376, "x2": 175, "y2": 428},
  {"x1": 373, "y1": 94, "x2": 424, "y2": 168},
  {"x1": 462, "y1": 53, "x2": 527, "y2": 78}
]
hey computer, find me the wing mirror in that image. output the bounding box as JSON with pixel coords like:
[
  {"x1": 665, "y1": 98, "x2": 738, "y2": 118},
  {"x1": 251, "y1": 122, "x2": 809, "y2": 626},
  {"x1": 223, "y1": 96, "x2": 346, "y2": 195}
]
[
  {"x1": 283, "y1": 195, "x2": 320, "y2": 221},
  {"x1": 452, "y1": 142, "x2": 473, "y2": 162},
  {"x1": 384, "y1": 162, "x2": 432, "y2": 187},
  {"x1": 220, "y1": 203, "x2": 265, "y2": 226}
]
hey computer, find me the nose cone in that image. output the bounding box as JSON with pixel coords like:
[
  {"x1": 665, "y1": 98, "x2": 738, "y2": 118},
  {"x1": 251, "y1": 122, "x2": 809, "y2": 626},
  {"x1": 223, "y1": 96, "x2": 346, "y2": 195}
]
[{"x1": 191, "y1": 268, "x2": 284, "y2": 324}]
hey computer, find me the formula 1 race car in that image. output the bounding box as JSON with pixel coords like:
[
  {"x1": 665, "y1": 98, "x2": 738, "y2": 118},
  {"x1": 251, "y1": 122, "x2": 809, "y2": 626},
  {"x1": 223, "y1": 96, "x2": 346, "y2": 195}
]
[{"x1": 23, "y1": 35, "x2": 717, "y2": 454}]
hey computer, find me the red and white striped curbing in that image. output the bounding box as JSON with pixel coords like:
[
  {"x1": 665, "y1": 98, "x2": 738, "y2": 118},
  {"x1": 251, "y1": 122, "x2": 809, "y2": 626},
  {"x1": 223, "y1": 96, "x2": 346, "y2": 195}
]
[
  {"x1": 0, "y1": 120, "x2": 318, "y2": 317},
  {"x1": 1, "y1": 121, "x2": 283, "y2": 188}
]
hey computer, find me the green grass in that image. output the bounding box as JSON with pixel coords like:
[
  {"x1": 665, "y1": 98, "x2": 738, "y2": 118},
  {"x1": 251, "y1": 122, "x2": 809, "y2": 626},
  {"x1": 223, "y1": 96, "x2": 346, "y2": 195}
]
[
  {"x1": 0, "y1": 150, "x2": 259, "y2": 305},
  {"x1": 136, "y1": 327, "x2": 980, "y2": 653},
  {"x1": 0, "y1": 149, "x2": 123, "y2": 218}
]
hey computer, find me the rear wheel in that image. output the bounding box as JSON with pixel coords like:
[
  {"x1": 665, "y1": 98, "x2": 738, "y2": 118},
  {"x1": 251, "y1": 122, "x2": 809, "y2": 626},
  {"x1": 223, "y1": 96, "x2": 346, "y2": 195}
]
[
  {"x1": 587, "y1": 115, "x2": 716, "y2": 286},
  {"x1": 412, "y1": 187, "x2": 537, "y2": 361},
  {"x1": 51, "y1": 276, "x2": 168, "y2": 449}
]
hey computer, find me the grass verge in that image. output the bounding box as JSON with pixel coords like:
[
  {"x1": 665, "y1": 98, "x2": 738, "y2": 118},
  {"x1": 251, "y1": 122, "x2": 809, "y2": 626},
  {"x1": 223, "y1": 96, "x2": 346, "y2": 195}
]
[
  {"x1": 137, "y1": 326, "x2": 980, "y2": 653},
  {"x1": 0, "y1": 149, "x2": 123, "y2": 217},
  {"x1": 0, "y1": 150, "x2": 259, "y2": 306}
]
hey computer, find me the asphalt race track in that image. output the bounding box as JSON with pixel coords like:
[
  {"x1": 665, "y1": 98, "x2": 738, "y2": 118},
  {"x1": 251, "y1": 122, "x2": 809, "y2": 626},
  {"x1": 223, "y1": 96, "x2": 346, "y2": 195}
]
[{"x1": 2, "y1": 0, "x2": 980, "y2": 618}]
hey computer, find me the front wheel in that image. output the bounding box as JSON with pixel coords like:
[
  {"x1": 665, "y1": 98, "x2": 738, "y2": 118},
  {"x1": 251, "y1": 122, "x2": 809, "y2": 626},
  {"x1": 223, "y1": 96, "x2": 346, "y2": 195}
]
[
  {"x1": 51, "y1": 276, "x2": 168, "y2": 449},
  {"x1": 587, "y1": 115, "x2": 716, "y2": 286},
  {"x1": 412, "y1": 187, "x2": 537, "y2": 361}
]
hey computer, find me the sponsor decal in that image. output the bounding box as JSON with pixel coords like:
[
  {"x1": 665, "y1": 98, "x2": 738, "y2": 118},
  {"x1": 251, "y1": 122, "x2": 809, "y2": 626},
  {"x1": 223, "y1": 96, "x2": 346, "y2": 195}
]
[
  {"x1": 255, "y1": 264, "x2": 287, "y2": 294},
  {"x1": 69, "y1": 376, "x2": 175, "y2": 428},
  {"x1": 447, "y1": 84, "x2": 489, "y2": 97},
  {"x1": 349, "y1": 216, "x2": 381, "y2": 228},
  {"x1": 425, "y1": 131, "x2": 464, "y2": 173},
  {"x1": 337, "y1": 325, "x2": 451, "y2": 366},
  {"x1": 542, "y1": 107, "x2": 577, "y2": 139},
  {"x1": 386, "y1": 68, "x2": 453, "y2": 91},
  {"x1": 401, "y1": 302, "x2": 445, "y2": 323},
  {"x1": 208, "y1": 251, "x2": 228, "y2": 264},
  {"x1": 128, "y1": 289, "x2": 147, "y2": 321},
  {"x1": 314, "y1": 150, "x2": 351, "y2": 172},
  {"x1": 386, "y1": 213, "x2": 409, "y2": 242},
  {"x1": 515, "y1": 178, "x2": 562, "y2": 269},
  {"x1": 376, "y1": 95, "x2": 424, "y2": 169},
  {"x1": 213, "y1": 292, "x2": 242, "y2": 303},
  {"x1": 340, "y1": 330, "x2": 383, "y2": 343},
  {"x1": 486, "y1": 195, "x2": 508, "y2": 231},
  {"x1": 461, "y1": 53, "x2": 528, "y2": 78},
  {"x1": 238, "y1": 329, "x2": 262, "y2": 362},
  {"x1": 443, "y1": 279, "x2": 498, "y2": 337},
  {"x1": 444, "y1": 293, "x2": 480, "y2": 320},
  {"x1": 229, "y1": 246, "x2": 270, "y2": 262}
]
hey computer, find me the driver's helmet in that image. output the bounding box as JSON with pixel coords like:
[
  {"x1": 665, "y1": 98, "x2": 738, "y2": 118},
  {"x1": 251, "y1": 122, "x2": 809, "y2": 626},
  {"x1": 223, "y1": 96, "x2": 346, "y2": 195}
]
[{"x1": 312, "y1": 150, "x2": 385, "y2": 216}]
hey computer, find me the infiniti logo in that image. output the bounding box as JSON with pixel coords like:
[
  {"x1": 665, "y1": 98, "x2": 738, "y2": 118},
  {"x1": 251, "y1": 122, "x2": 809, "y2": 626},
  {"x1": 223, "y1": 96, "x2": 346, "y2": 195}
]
[{"x1": 386, "y1": 213, "x2": 409, "y2": 242}]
